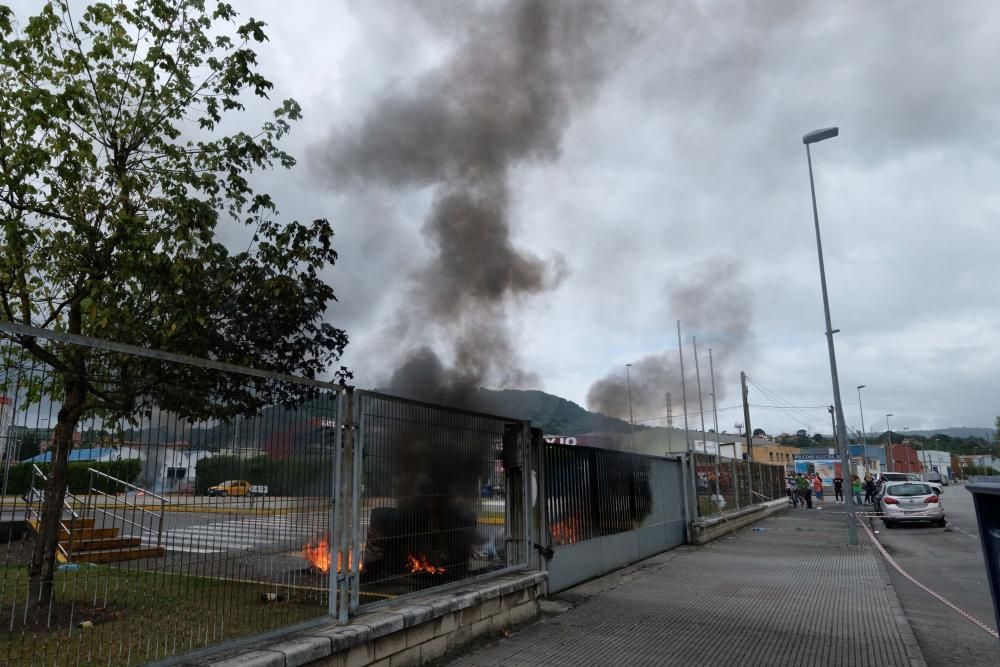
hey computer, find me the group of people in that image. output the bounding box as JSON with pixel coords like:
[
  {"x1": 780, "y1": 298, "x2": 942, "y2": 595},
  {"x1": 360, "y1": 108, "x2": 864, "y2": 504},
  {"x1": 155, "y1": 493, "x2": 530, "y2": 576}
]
[
  {"x1": 785, "y1": 471, "x2": 844, "y2": 509},
  {"x1": 786, "y1": 471, "x2": 884, "y2": 509}
]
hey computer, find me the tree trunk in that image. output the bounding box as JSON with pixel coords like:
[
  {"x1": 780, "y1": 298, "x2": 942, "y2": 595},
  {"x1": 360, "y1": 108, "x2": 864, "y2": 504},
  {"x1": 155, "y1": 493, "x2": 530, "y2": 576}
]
[{"x1": 26, "y1": 374, "x2": 86, "y2": 615}]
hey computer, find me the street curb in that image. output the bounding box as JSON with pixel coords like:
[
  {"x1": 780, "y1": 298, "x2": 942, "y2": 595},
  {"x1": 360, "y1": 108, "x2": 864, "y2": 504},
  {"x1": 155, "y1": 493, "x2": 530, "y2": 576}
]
[{"x1": 865, "y1": 515, "x2": 928, "y2": 667}]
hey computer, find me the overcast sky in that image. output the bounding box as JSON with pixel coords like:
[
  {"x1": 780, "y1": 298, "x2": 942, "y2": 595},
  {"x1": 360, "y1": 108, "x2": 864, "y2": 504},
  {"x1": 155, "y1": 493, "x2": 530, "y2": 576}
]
[
  {"x1": 16, "y1": 1, "x2": 996, "y2": 436},
  {"x1": 216, "y1": 0, "x2": 1000, "y2": 436}
]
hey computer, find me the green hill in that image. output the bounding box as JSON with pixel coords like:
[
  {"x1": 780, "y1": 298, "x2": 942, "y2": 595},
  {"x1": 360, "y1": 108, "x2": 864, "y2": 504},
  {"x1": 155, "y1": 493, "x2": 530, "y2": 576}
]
[{"x1": 467, "y1": 388, "x2": 636, "y2": 435}]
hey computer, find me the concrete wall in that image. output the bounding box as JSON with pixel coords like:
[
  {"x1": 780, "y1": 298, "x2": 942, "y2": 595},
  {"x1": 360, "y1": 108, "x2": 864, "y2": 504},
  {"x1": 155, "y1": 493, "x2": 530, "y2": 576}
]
[
  {"x1": 689, "y1": 499, "x2": 790, "y2": 545},
  {"x1": 198, "y1": 572, "x2": 546, "y2": 667}
]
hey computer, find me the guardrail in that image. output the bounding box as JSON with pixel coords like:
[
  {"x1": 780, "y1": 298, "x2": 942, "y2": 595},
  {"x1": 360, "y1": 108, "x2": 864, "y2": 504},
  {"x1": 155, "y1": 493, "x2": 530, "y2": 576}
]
[
  {"x1": 83, "y1": 467, "x2": 169, "y2": 549},
  {"x1": 25, "y1": 464, "x2": 82, "y2": 560}
]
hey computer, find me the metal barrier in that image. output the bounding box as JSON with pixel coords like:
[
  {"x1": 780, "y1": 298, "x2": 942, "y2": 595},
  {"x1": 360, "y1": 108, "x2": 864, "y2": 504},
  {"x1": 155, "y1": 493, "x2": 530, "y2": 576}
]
[
  {"x1": 328, "y1": 391, "x2": 531, "y2": 619},
  {"x1": 0, "y1": 324, "x2": 538, "y2": 664},
  {"x1": 542, "y1": 443, "x2": 686, "y2": 593},
  {"x1": 693, "y1": 453, "x2": 785, "y2": 518},
  {"x1": 1, "y1": 325, "x2": 341, "y2": 666}
]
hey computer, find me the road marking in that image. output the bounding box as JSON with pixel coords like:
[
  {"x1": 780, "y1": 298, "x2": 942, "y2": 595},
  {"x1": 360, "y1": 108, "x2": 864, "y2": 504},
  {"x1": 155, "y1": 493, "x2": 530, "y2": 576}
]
[{"x1": 144, "y1": 512, "x2": 348, "y2": 554}]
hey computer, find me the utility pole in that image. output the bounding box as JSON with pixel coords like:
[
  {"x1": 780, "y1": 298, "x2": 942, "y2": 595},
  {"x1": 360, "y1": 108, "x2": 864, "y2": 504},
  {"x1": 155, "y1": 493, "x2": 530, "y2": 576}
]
[
  {"x1": 625, "y1": 363, "x2": 635, "y2": 453},
  {"x1": 693, "y1": 337, "x2": 718, "y2": 509},
  {"x1": 828, "y1": 406, "x2": 836, "y2": 446},
  {"x1": 665, "y1": 392, "x2": 673, "y2": 452},
  {"x1": 741, "y1": 371, "x2": 753, "y2": 500},
  {"x1": 886, "y1": 414, "x2": 894, "y2": 472},
  {"x1": 677, "y1": 321, "x2": 696, "y2": 524},
  {"x1": 709, "y1": 349, "x2": 735, "y2": 509}
]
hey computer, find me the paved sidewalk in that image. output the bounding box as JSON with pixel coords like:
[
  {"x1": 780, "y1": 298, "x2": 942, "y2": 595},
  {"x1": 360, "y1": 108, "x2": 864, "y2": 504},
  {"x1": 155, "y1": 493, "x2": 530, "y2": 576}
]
[{"x1": 446, "y1": 506, "x2": 925, "y2": 666}]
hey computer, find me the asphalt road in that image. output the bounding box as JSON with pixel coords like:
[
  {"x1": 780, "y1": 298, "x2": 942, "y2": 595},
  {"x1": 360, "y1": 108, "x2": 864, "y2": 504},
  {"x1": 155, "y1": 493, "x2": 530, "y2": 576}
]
[{"x1": 874, "y1": 483, "x2": 1000, "y2": 666}]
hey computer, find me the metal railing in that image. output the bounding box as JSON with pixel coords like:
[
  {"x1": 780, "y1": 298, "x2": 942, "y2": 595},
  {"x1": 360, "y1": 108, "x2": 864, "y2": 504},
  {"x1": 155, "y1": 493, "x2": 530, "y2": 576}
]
[
  {"x1": 83, "y1": 467, "x2": 170, "y2": 549},
  {"x1": 25, "y1": 464, "x2": 83, "y2": 560}
]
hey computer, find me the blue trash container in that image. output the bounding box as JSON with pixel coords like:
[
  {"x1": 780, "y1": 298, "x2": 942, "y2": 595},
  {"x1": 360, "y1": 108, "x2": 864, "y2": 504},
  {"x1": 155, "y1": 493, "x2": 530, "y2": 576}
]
[{"x1": 967, "y1": 478, "x2": 1000, "y2": 640}]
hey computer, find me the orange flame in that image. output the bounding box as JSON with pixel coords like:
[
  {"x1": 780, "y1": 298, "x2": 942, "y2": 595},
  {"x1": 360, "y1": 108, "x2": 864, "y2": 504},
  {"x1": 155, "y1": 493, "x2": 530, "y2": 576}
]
[
  {"x1": 550, "y1": 516, "x2": 581, "y2": 546},
  {"x1": 406, "y1": 553, "x2": 446, "y2": 575},
  {"x1": 302, "y1": 538, "x2": 362, "y2": 573}
]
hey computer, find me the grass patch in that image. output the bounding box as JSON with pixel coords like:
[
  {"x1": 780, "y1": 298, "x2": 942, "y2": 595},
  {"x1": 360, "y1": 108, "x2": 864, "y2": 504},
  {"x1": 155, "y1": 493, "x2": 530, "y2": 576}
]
[{"x1": 0, "y1": 564, "x2": 327, "y2": 666}]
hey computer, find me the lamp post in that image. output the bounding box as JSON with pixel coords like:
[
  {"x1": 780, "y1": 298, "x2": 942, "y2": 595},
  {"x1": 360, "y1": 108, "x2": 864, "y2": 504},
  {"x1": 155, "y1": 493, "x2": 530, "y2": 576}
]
[
  {"x1": 625, "y1": 363, "x2": 635, "y2": 453},
  {"x1": 803, "y1": 126, "x2": 856, "y2": 545},
  {"x1": 856, "y1": 385, "x2": 867, "y2": 444},
  {"x1": 885, "y1": 413, "x2": 894, "y2": 471}
]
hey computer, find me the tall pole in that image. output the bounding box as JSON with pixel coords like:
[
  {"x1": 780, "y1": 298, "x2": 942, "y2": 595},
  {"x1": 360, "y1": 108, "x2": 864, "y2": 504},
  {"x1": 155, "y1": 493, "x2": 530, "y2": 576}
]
[
  {"x1": 677, "y1": 321, "x2": 696, "y2": 522},
  {"x1": 693, "y1": 337, "x2": 718, "y2": 508},
  {"x1": 741, "y1": 371, "x2": 753, "y2": 501},
  {"x1": 856, "y1": 385, "x2": 867, "y2": 444},
  {"x1": 804, "y1": 129, "x2": 857, "y2": 546},
  {"x1": 625, "y1": 364, "x2": 636, "y2": 453},
  {"x1": 886, "y1": 414, "x2": 894, "y2": 471},
  {"x1": 829, "y1": 406, "x2": 836, "y2": 444},
  {"x1": 709, "y1": 349, "x2": 733, "y2": 509},
  {"x1": 665, "y1": 392, "x2": 673, "y2": 452}
]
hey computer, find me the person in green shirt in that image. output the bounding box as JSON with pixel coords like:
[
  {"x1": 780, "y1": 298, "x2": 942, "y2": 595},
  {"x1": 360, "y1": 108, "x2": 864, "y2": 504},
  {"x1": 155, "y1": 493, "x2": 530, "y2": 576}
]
[
  {"x1": 851, "y1": 474, "x2": 863, "y2": 505},
  {"x1": 794, "y1": 473, "x2": 811, "y2": 509}
]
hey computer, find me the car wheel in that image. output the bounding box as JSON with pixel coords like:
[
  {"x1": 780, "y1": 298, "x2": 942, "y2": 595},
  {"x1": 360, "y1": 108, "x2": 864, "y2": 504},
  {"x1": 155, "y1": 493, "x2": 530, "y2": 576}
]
[
  {"x1": 935, "y1": 518, "x2": 946, "y2": 527},
  {"x1": 220, "y1": 491, "x2": 228, "y2": 498},
  {"x1": 883, "y1": 520, "x2": 896, "y2": 529}
]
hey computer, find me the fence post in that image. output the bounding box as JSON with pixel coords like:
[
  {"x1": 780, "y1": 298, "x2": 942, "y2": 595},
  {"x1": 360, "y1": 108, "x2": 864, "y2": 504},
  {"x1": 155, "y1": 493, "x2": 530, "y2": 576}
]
[
  {"x1": 349, "y1": 392, "x2": 365, "y2": 613},
  {"x1": 336, "y1": 388, "x2": 355, "y2": 624},
  {"x1": 328, "y1": 388, "x2": 346, "y2": 620}
]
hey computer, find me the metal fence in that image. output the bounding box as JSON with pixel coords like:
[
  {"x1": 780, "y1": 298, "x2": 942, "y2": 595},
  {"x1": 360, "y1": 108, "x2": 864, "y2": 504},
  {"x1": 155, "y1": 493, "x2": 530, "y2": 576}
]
[
  {"x1": 328, "y1": 392, "x2": 530, "y2": 618},
  {"x1": 693, "y1": 453, "x2": 785, "y2": 518},
  {"x1": 542, "y1": 444, "x2": 686, "y2": 592},
  {"x1": 0, "y1": 324, "x2": 342, "y2": 666},
  {"x1": 0, "y1": 323, "x2": 533, "y2": 665}
]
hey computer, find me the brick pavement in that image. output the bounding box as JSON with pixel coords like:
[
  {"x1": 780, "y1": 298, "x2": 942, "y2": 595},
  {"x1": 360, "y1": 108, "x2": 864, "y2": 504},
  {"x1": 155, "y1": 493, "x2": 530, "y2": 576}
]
[{"x1": 446, "y1": 506, "x2": 926, "y2": 666}]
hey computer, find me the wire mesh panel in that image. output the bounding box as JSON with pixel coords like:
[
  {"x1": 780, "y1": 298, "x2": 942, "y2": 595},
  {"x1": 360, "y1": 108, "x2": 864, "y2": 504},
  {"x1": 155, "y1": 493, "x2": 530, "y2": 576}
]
[
  {"x1": 0, "y1": 328, "x2": 340, "y2": 666},
  {"x1": 693, "y1": 453, "x2": 787, "y2": 518},
  {"x1": 352, "y1": 392, "x2": 529, "y2": 608}
]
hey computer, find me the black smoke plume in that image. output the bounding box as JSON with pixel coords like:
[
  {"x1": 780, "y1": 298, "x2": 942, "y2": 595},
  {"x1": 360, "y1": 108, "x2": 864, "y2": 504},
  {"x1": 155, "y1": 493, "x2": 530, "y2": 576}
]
[
  {"x1": 586, "y1": 258, "x2": 756, "y2": 422},
  {"x1": 317, "y1": 0, "x2": 627, "y2": 406}
]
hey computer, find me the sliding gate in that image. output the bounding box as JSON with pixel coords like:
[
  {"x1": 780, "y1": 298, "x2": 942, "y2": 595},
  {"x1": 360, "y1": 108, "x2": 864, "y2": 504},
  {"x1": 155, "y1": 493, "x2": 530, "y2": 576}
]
[{"x1": 542, "y1": 443, "x2": 686, "y2": 593}]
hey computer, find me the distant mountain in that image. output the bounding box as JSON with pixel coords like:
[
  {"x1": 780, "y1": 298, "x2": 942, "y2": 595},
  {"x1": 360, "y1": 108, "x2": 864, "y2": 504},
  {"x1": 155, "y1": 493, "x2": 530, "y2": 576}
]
[
  {"x1": 468, "y1": 388, "x2": 635, "y2": 435},
  {"x1": 908, "y1": 427, "x2": 994, "y2": 441}
]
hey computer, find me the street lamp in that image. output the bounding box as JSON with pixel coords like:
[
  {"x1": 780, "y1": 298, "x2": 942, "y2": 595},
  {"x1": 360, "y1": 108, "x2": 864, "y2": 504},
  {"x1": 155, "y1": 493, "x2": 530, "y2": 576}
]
[
  {"x1": 803, "y1": 125, "x2": 856, "y2": 545},
  {"x1": 885, "y1": 414, "x2": 894, "y2": 471},
  {"x1": 856, "y1": 385, "x2": 867, "y2": 443},
  {"x1": 625, "y1": 363, "x2": 635, "y2": 453}
]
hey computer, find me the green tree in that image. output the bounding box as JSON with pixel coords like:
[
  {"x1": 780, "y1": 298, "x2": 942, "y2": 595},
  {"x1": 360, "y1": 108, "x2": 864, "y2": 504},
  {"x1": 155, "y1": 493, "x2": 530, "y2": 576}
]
[
  {"x1": 0, "y1": 1, "x2": 347, "y2": 608},
  {"x1": 994, "y1": 415, "x2": 1000, "y2": 444}
]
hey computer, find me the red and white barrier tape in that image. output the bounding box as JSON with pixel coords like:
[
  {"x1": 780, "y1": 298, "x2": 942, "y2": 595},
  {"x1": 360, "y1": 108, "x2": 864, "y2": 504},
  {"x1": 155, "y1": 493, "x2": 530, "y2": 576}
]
[{"x1": 855, "y1": 512, "x2": 999, "y2": 639}]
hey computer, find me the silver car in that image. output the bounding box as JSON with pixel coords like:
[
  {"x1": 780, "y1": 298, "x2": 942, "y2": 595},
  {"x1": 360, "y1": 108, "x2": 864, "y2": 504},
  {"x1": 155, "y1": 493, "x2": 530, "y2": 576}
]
[{"x1": 878, "y1": 482, "x2": 946, "y2": 528}]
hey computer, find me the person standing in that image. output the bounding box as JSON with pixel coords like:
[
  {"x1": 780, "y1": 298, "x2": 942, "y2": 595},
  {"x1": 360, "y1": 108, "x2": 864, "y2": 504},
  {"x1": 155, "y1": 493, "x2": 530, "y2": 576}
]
[
  {"x1": 798, "y1": 472, "x2": 813, "y2": 509},
  {"x1": 863, "y1": 473, "x2": 876, "y2": 504},
  {"x1": 851, "y1": 474, "x2": 863, "y2": 505},
  {"x1": 832, "y1": 474, "x2": 844, "y2": 503},
  {"x1": 794, "y1": 472, "x2": 808, "y2": 509},
  {"x1": 812, "y1": 473, "x2": 824, "y2": 508},
  {"x1": 786, "y1": 474, "x2": 797, "y2": 507}
]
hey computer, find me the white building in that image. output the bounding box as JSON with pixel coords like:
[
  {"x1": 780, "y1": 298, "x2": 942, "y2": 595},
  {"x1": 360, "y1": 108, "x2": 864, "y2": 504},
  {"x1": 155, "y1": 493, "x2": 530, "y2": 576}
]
[
  {"x1": 142, "y1": 448, "x2": 215, "y2": 494},
  {"x1": 917, "y1": 449, "x2": 955, "y2": 480}
]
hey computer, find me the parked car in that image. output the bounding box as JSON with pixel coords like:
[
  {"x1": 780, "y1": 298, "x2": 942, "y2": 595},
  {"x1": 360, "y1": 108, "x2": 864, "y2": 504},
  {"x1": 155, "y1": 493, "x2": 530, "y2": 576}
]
[
  {"x1": 877, "y1": 481, "x2": 946, "y2": 528},
  {"x1": 923, "y1": 470, "x2": 949, "y2": 486},
  {"x1": 206, "y1": 480, "x2": 268, "y2": 497}
]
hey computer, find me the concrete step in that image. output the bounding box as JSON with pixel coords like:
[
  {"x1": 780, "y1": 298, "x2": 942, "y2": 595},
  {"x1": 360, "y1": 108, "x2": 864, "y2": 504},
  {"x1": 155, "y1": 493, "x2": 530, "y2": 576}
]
[
  {"x1": 28, "y1": 517, "x2": 99, "y2": 533},
  {"x1": 65, "y1": 546, "x2": 166, "y2": 564},
  {"x1": 59, "y1": 526, "x2": 120, "y2": 540},
  {"x1": 61, "y1": 536, "x2": 142, "y2": 552}
]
